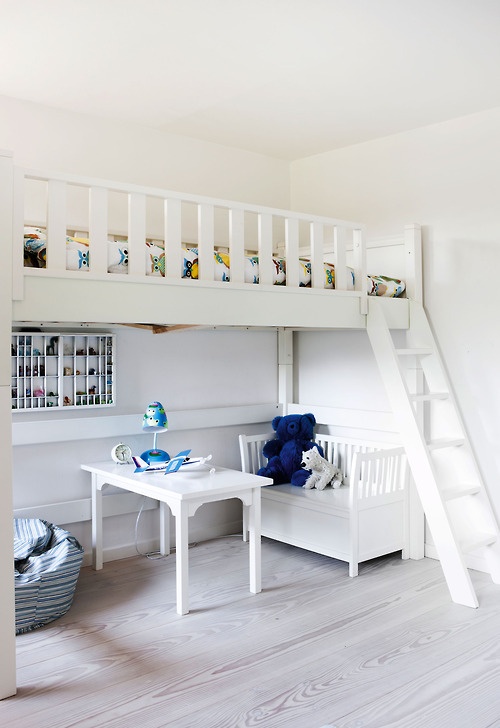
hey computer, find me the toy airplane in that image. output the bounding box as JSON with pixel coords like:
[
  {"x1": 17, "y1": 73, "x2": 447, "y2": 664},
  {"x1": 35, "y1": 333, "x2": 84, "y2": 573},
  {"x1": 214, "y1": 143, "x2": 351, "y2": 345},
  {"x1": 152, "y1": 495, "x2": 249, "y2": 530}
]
[{"x1": 132, "y1": 449, "x2": 213, "y2": 474}]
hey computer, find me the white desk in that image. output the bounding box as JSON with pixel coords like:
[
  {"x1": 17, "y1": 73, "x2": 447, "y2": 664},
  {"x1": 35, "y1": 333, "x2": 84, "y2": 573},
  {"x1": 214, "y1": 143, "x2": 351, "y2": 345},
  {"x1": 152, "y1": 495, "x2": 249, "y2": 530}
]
[{"x1": 81, "y1": 461, "x2": 272, "y2": 615}]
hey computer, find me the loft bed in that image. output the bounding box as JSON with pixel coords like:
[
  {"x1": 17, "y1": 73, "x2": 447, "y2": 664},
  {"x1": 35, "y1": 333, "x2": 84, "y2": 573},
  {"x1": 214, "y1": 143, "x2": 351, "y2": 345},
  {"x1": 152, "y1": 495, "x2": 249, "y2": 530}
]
[
  {"x1": 7, "y1": 159, "x2": 421, "y2": 329},
  {"x1": 7, "y1": 156, "x2": 500, "y2": 611}
]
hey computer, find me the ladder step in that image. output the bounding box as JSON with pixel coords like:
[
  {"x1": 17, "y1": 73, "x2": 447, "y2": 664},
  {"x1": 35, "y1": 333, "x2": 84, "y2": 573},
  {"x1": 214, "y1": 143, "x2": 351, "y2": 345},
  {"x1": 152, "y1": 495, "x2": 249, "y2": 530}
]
[
  {"x1": 461, "y1": 533, "x2": 497, "y2": 553},
  {"x1": 396, "y1": 347, "x2": 433, "y2": 356},
  {"x1": 427, "y1": 437, "x2": 465, "y2": 450},
  {"x1": 410, "y1": 392, "x2": 448, "y2": 402},
  {"x1": 442, "y1": 484, "x2": 481, "y2": 501}
]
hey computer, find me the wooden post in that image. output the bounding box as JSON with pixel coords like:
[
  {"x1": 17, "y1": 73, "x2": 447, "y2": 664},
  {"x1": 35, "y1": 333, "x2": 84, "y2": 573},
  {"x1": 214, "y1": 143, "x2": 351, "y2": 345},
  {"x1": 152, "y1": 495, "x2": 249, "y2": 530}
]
[
  {"x1": 0, "y1": 149, "x2": 17, "y2": 698},
  {"x1": 278, "y1": 328, "x2": 293, "y2": 414}
]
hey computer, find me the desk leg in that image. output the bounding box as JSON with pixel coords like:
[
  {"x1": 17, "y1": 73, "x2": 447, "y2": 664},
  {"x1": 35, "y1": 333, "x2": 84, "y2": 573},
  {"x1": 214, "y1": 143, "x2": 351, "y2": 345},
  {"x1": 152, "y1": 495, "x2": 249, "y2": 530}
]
[
  {"x1": 248, "y1": 488, "x2": 262, "y2": 594},
  {"x1": 175, "y1": 502, "x2": 190, "y2": 615},
  {"x1": 159, "y1": 502, "x2": 171, "y2": 556},
  {"x1": 91, "y1": 474, "x2": 103, "y2": 570}
]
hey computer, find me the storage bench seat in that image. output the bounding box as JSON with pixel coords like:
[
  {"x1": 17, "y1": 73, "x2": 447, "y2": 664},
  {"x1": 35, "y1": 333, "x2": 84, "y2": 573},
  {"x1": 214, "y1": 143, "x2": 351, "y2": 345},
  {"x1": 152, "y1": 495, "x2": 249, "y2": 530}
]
[{"x1": 239, "y1": 432, "x2": 409, "y2": 576}]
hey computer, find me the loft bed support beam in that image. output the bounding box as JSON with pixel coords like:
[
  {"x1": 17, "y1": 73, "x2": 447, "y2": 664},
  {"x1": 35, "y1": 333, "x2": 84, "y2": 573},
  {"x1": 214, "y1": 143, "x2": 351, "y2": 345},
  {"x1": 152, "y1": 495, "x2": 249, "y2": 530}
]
[
  {"x1": 278, "y1": 328, "x2": 293, "y2": 414},
  {"x1": 404, "y1": 223, "x2": 423, "y2": 304},
  {"x1": 0, "y1": 149, "x2": 17, "y2": 698}
]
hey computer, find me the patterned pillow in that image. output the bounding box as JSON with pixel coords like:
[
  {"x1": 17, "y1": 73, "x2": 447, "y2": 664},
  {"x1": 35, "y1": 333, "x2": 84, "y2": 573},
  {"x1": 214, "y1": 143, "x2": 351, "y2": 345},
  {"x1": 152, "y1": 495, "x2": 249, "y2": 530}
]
[
  {"x1": 145, "y1": 241, "x2": 164, "y2": 276},
  {"x1": 182, "y1": 247, "x2": 199, "y2": 278},
  {"x1": 24, "y1": 226, "x2": 47, "y2": 268},
  {"x1": 244, "y1": 255, "x2": 259, "y2": 284},
  {"x1": 214, "y1": 251, "x2": 230, "y2": 281},
  {"x1": 66, "y1": 235, "x2": 90, "y2": 271},
  {"x1": 272, "y1": 257, "x2": 286, "y2": 285},
  {"x1": 367, "y1": 275, "x2": 405, "y2": 297}
]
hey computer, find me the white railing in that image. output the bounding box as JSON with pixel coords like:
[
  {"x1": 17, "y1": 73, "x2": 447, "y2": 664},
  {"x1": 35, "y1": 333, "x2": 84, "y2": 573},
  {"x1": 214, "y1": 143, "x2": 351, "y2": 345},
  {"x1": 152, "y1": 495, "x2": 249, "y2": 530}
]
[{"x1": 13, "y1": 166, "x2": 367, "y2": 300}]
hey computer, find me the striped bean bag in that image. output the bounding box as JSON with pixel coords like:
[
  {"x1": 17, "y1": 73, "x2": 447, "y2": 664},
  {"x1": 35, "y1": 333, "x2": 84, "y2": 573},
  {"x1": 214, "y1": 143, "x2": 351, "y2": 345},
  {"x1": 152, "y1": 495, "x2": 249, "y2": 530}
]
[{"x1": 14, "y1": 518, "x2": 84, "y2": 634}]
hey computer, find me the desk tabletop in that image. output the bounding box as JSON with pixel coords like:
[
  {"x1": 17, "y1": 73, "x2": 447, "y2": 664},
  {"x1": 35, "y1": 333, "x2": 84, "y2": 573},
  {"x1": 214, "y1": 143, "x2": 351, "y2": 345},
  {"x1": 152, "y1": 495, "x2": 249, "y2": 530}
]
[{"x1": 81, "y1": 460, "x2": 273, "y2": 501}]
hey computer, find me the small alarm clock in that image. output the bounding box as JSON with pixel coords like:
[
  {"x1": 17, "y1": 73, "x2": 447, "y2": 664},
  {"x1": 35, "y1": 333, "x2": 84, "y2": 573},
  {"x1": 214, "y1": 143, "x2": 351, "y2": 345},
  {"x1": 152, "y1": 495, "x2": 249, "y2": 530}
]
[{"x1": 111, "y1": 443, "x2": 133, "y2": 464}]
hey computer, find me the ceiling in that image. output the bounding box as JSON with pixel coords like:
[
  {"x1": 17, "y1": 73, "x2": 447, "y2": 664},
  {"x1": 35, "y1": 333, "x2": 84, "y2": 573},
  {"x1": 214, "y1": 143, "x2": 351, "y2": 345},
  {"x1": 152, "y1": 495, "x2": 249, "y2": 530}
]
[{"x1": 2, "y1": 0, "x2": 500, "y2": 160}]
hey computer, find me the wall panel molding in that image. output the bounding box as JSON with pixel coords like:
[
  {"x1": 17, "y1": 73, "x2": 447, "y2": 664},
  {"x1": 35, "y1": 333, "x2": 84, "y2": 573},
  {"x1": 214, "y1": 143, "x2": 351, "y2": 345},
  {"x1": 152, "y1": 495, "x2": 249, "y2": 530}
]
[{"x1": 12, "y1": 403, "x2": 282, "y2": 446}]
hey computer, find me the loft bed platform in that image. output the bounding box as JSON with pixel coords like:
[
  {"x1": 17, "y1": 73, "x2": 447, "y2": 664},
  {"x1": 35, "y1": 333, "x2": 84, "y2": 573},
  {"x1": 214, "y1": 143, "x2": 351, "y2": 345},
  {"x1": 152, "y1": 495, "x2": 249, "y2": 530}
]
[
  {"x1": 7, "y1": 156, "x2": 421, "y2": 328},
  {"x1": 12, "y1": 274, "x2": 411, "y2": 329}
]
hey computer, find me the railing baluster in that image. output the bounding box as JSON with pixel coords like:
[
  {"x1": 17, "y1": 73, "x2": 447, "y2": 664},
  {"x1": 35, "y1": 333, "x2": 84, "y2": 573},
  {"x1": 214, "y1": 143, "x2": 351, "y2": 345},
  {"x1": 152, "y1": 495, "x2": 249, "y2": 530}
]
[
  {"x1": 229, "y1": 208, "x2": 245, "y2": 284},
  {"x1": 334, "y1": 226, "x2": 348, "y2": 291},
  {"x1": 128, "y1": 192, "x2": 146, "y2": 277},
  {"x1": 165, "y1": 198, "x2": 182, "y2": 281},
  {"x1": 310, "y1": 222, "x2": 324, "y2": 289},
  {"x1": 353, "y1": 227, "x2": 366, "y2": 293},
  {"x1": 258, "y1": 213, "x2": 273, "y2": 286},
  {"x1": 198, "y1": 203, "x2": 214, "y2": 282},
  {"x1": 285, "y1": 217, "x2": 299, "y2": 288},
  {"x1": 89, "y1": 186, "x2": 108, "y2": 274},
  {"x1": 47, "y1": 179, "x2": 67, "y2": 271}
]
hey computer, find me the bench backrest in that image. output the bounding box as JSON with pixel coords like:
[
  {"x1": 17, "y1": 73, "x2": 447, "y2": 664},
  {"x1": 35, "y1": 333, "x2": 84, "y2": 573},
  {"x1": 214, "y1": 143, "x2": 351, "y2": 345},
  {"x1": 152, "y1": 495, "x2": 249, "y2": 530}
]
[{"x1": 239, "y1": 432, "x2": 390, "y2": 481}]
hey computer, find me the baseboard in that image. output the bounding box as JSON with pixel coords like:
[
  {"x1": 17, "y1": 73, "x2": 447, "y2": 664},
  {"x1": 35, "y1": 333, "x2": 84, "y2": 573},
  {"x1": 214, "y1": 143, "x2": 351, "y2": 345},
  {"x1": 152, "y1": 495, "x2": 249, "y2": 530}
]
[
  {"x1": 425, "y1": 543, "x2": 489, "y2": 574},
  {"x1": 14, "y1": 491, "x2": 159, "y2": 525},
  {"x1": 81, "y1": 519, "x2": 244, "y2": 567}
]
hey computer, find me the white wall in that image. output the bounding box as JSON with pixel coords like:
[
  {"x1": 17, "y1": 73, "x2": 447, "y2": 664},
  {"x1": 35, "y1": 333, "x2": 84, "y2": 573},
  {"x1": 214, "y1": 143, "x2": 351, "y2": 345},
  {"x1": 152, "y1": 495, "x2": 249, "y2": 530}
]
[
  {"x1": 0, "y1": 95, "x2": 290, "y2": 208},
  {"x1": 291, "y1": 107, "x2": 500, "y2": 522}
]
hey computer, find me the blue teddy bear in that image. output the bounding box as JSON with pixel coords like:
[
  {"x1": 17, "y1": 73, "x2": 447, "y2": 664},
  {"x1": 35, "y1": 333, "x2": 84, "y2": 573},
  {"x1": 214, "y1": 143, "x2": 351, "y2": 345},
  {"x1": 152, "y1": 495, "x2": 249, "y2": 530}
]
[{"x1": 257, "y1": 413, "x2": 323, "y2": 486}]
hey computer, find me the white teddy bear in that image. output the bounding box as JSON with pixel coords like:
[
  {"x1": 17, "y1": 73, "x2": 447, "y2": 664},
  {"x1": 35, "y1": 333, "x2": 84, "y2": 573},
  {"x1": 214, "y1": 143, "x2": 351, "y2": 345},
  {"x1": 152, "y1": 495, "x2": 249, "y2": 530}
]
[{"x1": 301, "y1": 448, "x2": 343, "y2": 490}]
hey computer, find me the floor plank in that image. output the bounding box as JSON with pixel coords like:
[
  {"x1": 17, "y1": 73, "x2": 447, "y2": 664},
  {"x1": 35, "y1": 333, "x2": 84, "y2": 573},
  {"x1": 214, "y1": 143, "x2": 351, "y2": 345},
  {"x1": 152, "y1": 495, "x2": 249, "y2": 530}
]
[{"x1": 5, "y1": 537, "x2": 500, "y2": 728}]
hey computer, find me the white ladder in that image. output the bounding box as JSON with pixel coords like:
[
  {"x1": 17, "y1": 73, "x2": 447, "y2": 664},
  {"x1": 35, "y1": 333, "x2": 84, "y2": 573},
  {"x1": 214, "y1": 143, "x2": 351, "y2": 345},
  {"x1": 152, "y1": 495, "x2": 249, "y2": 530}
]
[{"x1": 367, "y1": 298, "x2": 500, "y2": 608}]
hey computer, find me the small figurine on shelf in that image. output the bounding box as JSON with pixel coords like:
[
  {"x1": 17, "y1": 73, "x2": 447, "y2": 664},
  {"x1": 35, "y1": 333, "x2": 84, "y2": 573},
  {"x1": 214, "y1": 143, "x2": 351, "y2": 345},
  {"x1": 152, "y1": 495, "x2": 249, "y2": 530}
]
[
  {"x1": 33, "y1": 348, "x2": 41, "y2": 356},
  {"x1": 33, "y1": 388, "x2": 45, "y2": 397},
  {"x1": 88, "y1": 368, "x2": 96, "y2": 375},
  {"x1": 63, "y1": 396, "x2": 72, "y2": 406},
  {"x1": 88, "y1": 385, "x2": 96, "y2": 395},
  {"x1": 89, "y1": 347, "x2": 97, "y2": 356}
]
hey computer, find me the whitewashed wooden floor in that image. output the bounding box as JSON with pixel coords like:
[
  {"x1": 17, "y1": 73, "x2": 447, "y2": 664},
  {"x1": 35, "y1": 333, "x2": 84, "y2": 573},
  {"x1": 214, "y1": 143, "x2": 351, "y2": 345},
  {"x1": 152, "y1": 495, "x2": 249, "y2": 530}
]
[{"x1": 4, "y1": 537, "x2": 500, "y2": 728}]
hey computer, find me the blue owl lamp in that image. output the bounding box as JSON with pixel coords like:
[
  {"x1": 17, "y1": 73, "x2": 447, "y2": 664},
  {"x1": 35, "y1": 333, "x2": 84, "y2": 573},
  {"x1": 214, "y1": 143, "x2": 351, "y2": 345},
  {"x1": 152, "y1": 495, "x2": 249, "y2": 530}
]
[{"x1": 140, "y1": 401, "x2": 170, "y2": 463}]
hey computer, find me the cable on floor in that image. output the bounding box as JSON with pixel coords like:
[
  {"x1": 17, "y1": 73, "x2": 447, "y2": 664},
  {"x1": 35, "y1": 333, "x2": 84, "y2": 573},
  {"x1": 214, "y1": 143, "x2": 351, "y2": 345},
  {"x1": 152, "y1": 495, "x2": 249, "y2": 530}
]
[{"x1": 134, "y1": 496, "x2": 247, "y2": 560}]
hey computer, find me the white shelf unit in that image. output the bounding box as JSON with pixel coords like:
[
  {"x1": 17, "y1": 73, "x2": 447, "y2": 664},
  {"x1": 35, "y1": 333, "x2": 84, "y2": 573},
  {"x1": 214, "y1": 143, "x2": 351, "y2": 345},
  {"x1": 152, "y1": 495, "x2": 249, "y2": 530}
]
[{"x1": 11, "y1": 333, "x2": 115, "y2": 411}]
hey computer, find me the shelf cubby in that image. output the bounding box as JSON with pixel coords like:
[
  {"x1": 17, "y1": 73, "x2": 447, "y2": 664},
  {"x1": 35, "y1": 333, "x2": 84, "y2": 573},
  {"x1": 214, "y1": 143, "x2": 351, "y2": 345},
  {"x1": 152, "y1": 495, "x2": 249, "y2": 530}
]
[{"x1": 11, "y1": 332, "x2": 115, "y2": 411}]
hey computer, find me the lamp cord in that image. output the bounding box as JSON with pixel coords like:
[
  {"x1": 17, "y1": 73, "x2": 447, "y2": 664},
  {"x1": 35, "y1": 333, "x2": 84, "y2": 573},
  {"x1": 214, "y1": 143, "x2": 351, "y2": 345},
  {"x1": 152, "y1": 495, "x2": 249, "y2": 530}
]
[
  {"x1": 134, "y1": 496, "x2": 246, "y2": 561},
  {"x1": 134, "y1": 496, "x2": 204, "y2": 560},
  {"x1": 134, "y1": 496, "x2": 164, "y2": 560}
]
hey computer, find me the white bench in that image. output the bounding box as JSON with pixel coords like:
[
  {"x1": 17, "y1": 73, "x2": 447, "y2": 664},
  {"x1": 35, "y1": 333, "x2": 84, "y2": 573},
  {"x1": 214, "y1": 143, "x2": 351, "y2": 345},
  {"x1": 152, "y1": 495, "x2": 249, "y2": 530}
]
[{"x1": 239, "y1": 432, "x2": 410, "y2": 576}]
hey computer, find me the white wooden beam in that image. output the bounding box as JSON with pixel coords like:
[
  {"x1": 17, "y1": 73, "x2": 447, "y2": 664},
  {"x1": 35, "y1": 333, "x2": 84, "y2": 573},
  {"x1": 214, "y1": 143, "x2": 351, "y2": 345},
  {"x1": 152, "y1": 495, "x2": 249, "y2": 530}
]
[
  {"x1": 0, "y1": 149, "x2": 16, "y2": 699},
  {"x1": 89, "y1": 186, "x2": 108, "y2": 274},
  {"x1": 127, "y1": 192, "x2": 146, "y2": 277}
]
